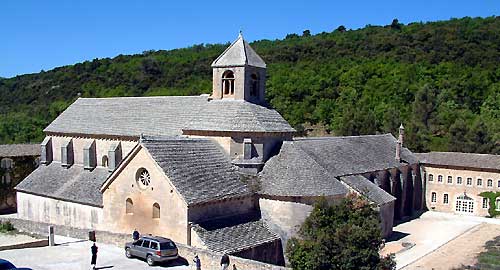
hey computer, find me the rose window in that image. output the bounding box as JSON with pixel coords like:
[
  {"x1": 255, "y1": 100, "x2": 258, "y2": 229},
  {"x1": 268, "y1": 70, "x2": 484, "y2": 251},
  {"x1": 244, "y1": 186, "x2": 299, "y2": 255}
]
[{"x1": 136, "y1": 168, "x2": 151, "y2": 189}]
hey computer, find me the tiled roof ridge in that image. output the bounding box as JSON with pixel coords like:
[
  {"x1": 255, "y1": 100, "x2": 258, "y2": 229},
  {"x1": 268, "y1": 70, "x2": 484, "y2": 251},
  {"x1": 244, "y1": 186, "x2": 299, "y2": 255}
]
[
  {"x1": 293, "y1": 133, "x2": 394, "y2": 141},
  {"x1": 76, "y1": 95, "x2": 208, "y2": 100},
  {"x1": 424, "y1": 151, "x2": 499, "y2": 157}
]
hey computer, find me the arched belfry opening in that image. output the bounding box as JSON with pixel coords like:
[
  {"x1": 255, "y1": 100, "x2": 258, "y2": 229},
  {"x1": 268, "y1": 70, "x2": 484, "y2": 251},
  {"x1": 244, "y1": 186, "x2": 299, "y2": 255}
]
[
  {"x1": 250, "y1": 73, "x2": 259, "y2": 97},
  {"x1": 222, "y1": 70, "x2": 235, "y2": 97},
  {"x1": 211, "y1": 33, "x2": 267, "y2": 104}
]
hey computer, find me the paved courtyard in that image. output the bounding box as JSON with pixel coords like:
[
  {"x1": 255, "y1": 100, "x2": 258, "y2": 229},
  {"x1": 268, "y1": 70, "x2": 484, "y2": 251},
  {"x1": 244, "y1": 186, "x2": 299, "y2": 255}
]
[
  {"x1": 385, "y1": 211, "x2": 500, "y2": 270},
  {"x1": 0, "y1": 235, "x2": 190, "y2": 270}
]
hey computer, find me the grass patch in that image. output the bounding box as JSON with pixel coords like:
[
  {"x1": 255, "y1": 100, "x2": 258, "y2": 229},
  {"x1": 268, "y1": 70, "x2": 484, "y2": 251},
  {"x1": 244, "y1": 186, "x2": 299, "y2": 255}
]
[
  {"x1": 474, "y1": 236, "x2": 500, "y2": 269},
  {"x1": 0, "y1": 221, "x2": 15, "y2": 233}
]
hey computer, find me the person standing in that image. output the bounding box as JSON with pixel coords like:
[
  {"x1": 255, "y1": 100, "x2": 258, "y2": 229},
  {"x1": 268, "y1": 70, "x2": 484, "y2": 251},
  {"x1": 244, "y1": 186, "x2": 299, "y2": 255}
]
[
  {"x1": 91, "y1": 242, "x2": 98, "y2": 270},
  {"x1": 193, "y1": 254, "x2": 201, "y2": 270},
  {"x1": 220, "y1": 254, "x2": 229, "y2": 270},
  {"x1": 132, "y1": 229, "x2": 140, "y2": 241}
]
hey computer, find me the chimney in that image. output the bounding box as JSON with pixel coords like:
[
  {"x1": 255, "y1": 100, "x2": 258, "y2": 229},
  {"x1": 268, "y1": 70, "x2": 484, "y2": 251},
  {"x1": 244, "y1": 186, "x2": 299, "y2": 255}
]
[
  {"x1": 399, "y1": 123, "x2": 405, "y2": 146},
  {"x1": 395, "y1": 140, "x2": 401, "y2": 161}
]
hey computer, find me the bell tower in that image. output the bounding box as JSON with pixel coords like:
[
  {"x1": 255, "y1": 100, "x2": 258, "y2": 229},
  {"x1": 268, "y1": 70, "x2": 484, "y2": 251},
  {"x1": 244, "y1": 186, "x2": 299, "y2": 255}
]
[{"x1": 211, "y1": 32, "x2": 267, "y2": 105}]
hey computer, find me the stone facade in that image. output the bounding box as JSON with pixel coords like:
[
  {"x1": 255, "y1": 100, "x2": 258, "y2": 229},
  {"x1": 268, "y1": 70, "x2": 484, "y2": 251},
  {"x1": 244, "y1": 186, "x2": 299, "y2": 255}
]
[
  {"x1": 101, "y1": 146, "x2": 189, "y2": 243},
  {"x1": 422, "y1": 165, "x2": 499, "y2": 216}
]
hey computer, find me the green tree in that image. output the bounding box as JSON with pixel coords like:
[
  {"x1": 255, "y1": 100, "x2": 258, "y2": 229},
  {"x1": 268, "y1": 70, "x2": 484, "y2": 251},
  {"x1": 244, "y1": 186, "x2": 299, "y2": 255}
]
[{"x1": 286, "y1": 195, "x2": 395, "y2": 270}]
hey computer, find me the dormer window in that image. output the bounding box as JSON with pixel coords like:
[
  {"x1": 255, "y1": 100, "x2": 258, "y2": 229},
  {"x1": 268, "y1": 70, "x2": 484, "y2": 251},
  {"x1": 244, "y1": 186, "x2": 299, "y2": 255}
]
[
  {"x1": 222, "y1": 70, "x2": 235, "y2": 96},
  {"x1": 250, "y1": 73, "x2": 259, "y2": 97}
]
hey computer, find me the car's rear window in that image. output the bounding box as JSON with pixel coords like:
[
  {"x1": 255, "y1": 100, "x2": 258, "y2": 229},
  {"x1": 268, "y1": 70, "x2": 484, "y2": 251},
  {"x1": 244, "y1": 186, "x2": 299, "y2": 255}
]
[{"x1": 160, "y1": 241, "x2": 176, "y2": 249}]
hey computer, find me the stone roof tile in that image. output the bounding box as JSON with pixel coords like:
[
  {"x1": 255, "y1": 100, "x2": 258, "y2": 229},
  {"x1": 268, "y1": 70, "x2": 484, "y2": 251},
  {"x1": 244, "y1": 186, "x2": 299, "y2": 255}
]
[
  {"x1": 259, "y1": 142, "x2": 348, "y2": 197},
  {"x1": 192, "y1": 214, "x2": 279, "y2": 254},
  {"x1": 211, "y1": 34, "x2": 266, "y2": 68},
  {"x1": 15, "y1": 162, "x2": 109, "y2": 207},
  {"x1": 142, "y1": 137, "x2": 251, "y2": 205},
  {"x1": 340, "y1": 175, "x2": 395, "y2": 205},
  {"x1": 44, "y1": 96, "x2": 208, "y2": 137},
  {"x1": 183, "y1": 100, "x2": 295, "y2": 133},
  {"x1": 0, "y1": 144, "x2": 40, "y2": 157},
  {"x1": 415, "y1": 152, "x2": 500, "y2": 171}
]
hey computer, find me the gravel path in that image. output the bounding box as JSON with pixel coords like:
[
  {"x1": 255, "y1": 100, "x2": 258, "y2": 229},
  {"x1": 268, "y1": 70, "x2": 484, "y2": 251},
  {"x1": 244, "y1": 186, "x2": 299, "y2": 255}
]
[{"x1": 403, "y1": 223, "x2": 500, "y2": 270}]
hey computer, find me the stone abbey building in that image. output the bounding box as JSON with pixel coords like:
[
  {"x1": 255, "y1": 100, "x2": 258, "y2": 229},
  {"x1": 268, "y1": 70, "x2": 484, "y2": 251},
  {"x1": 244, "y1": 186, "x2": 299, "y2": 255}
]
[{"x1": 16, "y1": 34, "x2": 424, "y2": 265}]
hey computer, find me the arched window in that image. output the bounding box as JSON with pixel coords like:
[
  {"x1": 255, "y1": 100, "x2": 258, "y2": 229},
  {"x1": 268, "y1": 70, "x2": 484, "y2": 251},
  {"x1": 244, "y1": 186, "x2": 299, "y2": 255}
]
[
  {"x1": 487, "y1": 179, "x2": 493, "y2": 187},
  {"x1": 102, "y1": 155, "x2": 108, "y2": 167},
  {"x1": 428, "y1": 174, "x2": 433, "y2": 182},
  {"x1": 126, "y1": 198, "x2": 133, "y2": 214},
  {"x1": 437, "y1": 175, "x2": 443, "y2": 183},
  {"x1": 0, "y1": 158, "x2": 13, "y2": 169},
  {"x1": 250, "y1": 73, "x2": 259, "y2": 97},
  {"x1": 431, "y1": 192, "x2": 437, "y2": 203},
  {"x1": 222, "y1": 70, "x2": 235, "y2": 96},
  {"x1": 152, "y1": 203, "x2": 160, "y2": 219}
]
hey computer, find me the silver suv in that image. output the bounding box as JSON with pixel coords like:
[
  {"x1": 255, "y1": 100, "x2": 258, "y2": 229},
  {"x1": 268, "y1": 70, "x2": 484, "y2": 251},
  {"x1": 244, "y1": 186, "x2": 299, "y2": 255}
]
[{"x1": 125, "y1": 236, "x2": 179, "y2": 266}]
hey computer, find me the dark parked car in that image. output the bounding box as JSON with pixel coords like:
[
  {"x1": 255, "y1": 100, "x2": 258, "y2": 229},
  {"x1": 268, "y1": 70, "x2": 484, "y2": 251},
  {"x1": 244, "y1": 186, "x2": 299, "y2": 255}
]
[
  {"x1": 0, "y1": 259, "x2": 31, "y2": 270},
  {"x1": 125, "y1": 236, "x2": 178, "y2": 266}
]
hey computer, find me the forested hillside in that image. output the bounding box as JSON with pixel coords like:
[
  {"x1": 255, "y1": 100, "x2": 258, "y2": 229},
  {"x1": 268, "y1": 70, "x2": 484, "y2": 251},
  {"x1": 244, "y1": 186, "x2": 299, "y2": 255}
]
[{"x1": 0, "y1": 16, "x2": 499, "y2": 153}]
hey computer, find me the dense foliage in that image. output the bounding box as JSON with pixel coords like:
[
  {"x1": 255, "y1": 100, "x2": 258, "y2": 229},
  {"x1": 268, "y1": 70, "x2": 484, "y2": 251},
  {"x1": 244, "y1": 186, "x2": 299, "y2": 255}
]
[
  {"x1": 479, "y1": 191, "x2": 500, "y2": 217},
  {"x1": 286, "y1": 195, "x2": 395, "y2": 270},
  {"x1": 0, "y1": 16, "x2": 499, "y2": 153}
]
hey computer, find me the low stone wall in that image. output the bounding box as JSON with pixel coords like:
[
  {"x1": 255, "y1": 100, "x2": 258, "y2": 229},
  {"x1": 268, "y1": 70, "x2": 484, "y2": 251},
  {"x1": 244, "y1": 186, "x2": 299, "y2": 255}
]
[
  {"x1": 0, "y1": 238, "x2": 48, "y2": 251},
  {"x1": 0, "y1": 216, "x2": 289, "y2": 270}
]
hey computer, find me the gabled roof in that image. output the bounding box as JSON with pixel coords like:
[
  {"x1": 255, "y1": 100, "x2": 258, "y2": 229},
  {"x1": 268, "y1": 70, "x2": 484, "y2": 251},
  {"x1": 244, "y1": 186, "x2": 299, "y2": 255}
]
[
  {"x1": 259, "y1": 134, "x2": 417, "y2": 202},
  {"x1": 415, "y1": 152, "x2": 500, "y2": 171},
  {"x1": 0, "y1": 144, "x2": 40, "y2": 157},
  {"x1": 183, "y1": 100, "x2": 295, "y2": 133},
  {"x1": 192, "y1": 213, "x2": 279, "y2": 254},
  {"x1": 211, "y1": 33, "x2": 266, "y2": 68},
  {"x1": 141, "y1": 137, "x2": 251, "y2": 205},
  {"x1": 16, "y1": 162, "x2": 110, "y2": 207},
  {"x1": 340, "y1": 175, "x2": 395, "y2": 205},
  {"x1": 45, "y1": 96, "x2": 293, "y2": 137},
  {"x1": 44, "y1": 96, "x2": 208, "y2": 138},
  {"x1": 293, "y1": 134, "x2": 418, "y2": 176}
]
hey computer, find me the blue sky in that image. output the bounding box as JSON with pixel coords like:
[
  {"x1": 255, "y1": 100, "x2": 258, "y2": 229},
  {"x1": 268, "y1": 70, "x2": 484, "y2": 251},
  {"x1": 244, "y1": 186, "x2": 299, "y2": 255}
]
[{"x1": 1, "y1": 0, "x2": 498, "y2": 78}]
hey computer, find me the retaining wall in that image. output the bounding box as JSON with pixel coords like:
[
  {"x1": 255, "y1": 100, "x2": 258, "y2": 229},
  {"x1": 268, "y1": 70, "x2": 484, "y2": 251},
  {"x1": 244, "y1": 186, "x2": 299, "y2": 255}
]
[{"x1": 0, "y1": 216, "x2": 289, "y2": 270}]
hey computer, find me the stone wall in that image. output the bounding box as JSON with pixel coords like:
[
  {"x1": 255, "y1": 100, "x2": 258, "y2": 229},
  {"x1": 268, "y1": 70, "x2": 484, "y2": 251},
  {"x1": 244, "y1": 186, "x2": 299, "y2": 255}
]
[
  {"x1": 17, "y1": 192, "x2": 103, "y2": 230},
  {"x1": 378, "y1": 201, "x2": 395, "y2": 238},
  {"x1": 0, "y1": 216, "x2": 289, "y2": 270},
  {"x1": 46, "y1": 135, "x2": 136, "y2": 168}
]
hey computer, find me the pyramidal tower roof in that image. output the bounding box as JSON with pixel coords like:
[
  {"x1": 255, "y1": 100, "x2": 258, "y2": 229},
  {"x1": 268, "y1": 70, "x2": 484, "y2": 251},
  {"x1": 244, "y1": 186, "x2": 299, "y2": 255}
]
[{"x1": 211, "y1": 32, "x2": 266, "y2": 68}]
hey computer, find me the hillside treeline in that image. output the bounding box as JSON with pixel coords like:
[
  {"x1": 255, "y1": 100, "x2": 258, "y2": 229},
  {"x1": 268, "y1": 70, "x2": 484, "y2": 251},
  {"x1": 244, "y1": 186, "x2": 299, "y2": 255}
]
[{"x1": 0, "y1": 16, "x2": 498, "y2": 153}]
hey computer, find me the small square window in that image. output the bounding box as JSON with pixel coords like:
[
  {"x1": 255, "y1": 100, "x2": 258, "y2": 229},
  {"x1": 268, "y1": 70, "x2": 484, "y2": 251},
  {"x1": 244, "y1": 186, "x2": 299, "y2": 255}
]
[{"x1": 447, "y1": 176, "x2": 453, "y2": 184}]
